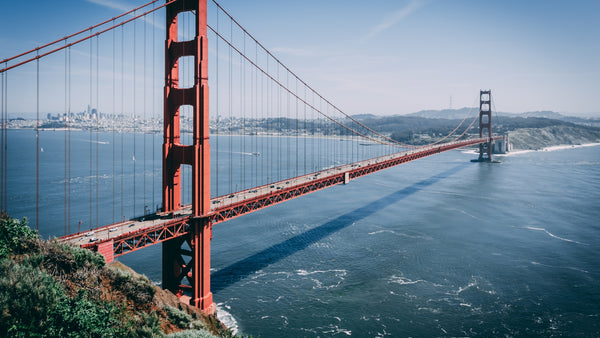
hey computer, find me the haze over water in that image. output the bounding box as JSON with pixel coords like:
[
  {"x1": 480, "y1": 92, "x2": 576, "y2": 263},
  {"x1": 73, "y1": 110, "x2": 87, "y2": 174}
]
[{"x1": 5, "y1": 130, "x2": 600, "y2": 336}]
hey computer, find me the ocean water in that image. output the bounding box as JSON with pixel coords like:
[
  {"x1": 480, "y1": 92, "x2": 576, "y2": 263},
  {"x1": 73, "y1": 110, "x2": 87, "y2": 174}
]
[
  {"x1": 201, "y1": 145, "x2": 600, "y2": 337},
  {"x1": 5, "y1": 130, "x2": 600, "y2": 336}
]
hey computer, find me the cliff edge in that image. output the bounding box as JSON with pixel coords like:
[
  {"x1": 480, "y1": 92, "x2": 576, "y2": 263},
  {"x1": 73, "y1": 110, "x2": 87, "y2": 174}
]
[{"x1": 0, "y1": 214, "x2": 234, "y2": 337}]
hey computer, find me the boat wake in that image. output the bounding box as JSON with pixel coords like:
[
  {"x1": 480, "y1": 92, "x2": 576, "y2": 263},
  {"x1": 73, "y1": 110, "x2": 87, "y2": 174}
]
[{"x1": 525, "y1": 226, "x2": 588, "y2": 245}]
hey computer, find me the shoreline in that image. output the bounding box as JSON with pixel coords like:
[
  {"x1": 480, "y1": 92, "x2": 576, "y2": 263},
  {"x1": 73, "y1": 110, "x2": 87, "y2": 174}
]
[
  {"x1": 461, "y1": 142, "x2": 600, "y2": 157},
  {"x1": 498, "y1": 142, "x2": 600, "y2": 156}
]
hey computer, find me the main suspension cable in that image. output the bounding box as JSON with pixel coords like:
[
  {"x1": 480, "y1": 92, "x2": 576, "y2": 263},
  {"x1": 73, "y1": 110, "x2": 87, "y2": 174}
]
[{"x1": 1, "y1": 0, "x2": 177, "y2": 74}]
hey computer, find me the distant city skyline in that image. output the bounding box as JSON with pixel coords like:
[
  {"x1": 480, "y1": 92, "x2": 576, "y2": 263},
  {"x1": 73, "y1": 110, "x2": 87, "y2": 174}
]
[{"x1": 1, "y1": 0, "x2": 599, "y2": 117}]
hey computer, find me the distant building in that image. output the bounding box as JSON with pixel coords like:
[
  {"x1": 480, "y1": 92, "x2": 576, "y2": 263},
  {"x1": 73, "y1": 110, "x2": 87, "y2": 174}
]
[{"x1": 493, "y1": 134, "x2": 512, "y2": 154}]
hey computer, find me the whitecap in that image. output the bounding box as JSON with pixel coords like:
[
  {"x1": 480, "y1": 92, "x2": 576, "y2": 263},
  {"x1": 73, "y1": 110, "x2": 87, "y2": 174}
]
[
  {"x1": 417, "y1": 306, "x2": 441, "y2": 314},
  {"x1": 296, "y1": 269, "x2": 347, "y2": 276},
  {"x1": 295, "y1": 269, "x2": 347, "y2": 289},
  {"x1": 368, "y1": 229, "x2": 395, "y2": 235},
  {"x1": 389, "y1": 275, "x2": 425, "y2": 285},
  {"x1": 452, "y1": 208, "x2": 487, "y2": 222},
  {"x1": 531, "y1": 261, "x2": 589, "y2": 274},
  {"x1": 524, "y1": 226, "x2": 588, "y2": 245},
  {"x1": 216, "y1": 303, "x2": 239, "y2": 335},
  {"x1": 457, "y1": 281, "x2": 477, "y2": 294},
  {"x1": 368, "y1": 229, "x2": 431, "y2": 240},
  {"x1": 321, "y1": 325, "x2": 351, "y2": 336}
]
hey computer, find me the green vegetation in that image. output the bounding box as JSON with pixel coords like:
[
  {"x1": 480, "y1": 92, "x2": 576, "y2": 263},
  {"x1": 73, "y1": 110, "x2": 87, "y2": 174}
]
[
  {"x1": 508, "y1": 125, "x2": 600, "y2": 150},
  {"x1": 346, "y1": 114, "x2": 600, "y2": 148},
  {"x1": 0, "y1": 213, "x2": 234, "y2": 337}
]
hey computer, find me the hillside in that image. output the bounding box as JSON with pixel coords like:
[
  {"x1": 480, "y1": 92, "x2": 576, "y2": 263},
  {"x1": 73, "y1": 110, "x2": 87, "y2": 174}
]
[
  {"x1": 0, "y1": 214, "x2": 234, "y2": 337},
  {"x1": 405, "y1": 108, "x2": 600, "y2": 126},
  {"x1": 508, "y1": 125, "x2": 600, "y2": 150},
  {"x1": 347, "y1": 113, "x2": 600, "y2": 149}
]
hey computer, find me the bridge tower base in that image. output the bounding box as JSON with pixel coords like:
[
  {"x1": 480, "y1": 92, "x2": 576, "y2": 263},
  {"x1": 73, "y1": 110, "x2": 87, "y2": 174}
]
[
  {"x1": 162, "y1": 0, "x2": 213, "y2": 313},
  {"x1": 162, "y1": 219, "x2": 215, "y2": 314}
]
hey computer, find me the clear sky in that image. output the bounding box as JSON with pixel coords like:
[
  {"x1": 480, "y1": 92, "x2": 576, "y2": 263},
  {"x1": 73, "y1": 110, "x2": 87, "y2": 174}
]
[{"x1": 1, "y1": 0, "x2": 599, "y2": 117}]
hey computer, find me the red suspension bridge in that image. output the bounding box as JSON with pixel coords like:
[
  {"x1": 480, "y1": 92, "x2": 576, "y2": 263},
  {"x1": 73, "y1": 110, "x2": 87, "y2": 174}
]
[{"x1": 0, "y1": 0, "x2": 503, "y2": 313}]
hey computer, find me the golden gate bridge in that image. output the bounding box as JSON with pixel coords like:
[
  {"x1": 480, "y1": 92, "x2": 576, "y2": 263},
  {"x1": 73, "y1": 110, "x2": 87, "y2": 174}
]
[{"x1": 0, "y1": 0, "x2": 502, "y2": 313}]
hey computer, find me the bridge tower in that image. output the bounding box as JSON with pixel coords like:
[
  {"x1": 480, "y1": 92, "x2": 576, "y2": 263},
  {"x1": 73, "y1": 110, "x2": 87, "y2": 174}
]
[
  {"x1": 162, "y1": 0, "x2": 214, "y2": 313},
  {"x1": 477, "y1": 90, "x2": 493, "y2": 162}
]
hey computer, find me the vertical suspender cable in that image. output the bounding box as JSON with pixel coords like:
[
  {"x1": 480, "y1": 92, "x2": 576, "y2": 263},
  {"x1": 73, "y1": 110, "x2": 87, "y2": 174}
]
[
  {"x1": 4, "y1": 69, "x2": 7, "y2": 213},
  {"x1": 181, "y1": 11, "x2": 186, "y2": 204},
  {"x1": 241, "y1": 34, "x2": 245, "y2": 191},
  {"x1": 311, "y1": 91, "x2": 315, "y2": 171},
  {"x1": 152, "y1": 4, "x2": 156, "y2": 213},
  {"x1": 0, "y1": 66, "x2": 3, "y2": 213},
  {"x1": 0, "y1": 67, "x2": 2, "y2": 213},
  {"x1": 133, "y1": 18, "x2": 137, "y2": 217},
  {"x1": 121, "y1": 25, "x2": 125, "y2": 221},
  {"x1": 95, "y1": 36, "x2": 99, "y2": 229},
  {"x1": 1, "y1": 64, "x2": 6, "y2": 213},
  {"x1": 36, "y1": 52, "x2": 40, "y2": 231},
  {"x1": 228, "y1": 19, "x2": 232, "y2": 194},
  {"x1": 254, "y1": 45, "x2": 259, "y2": 187},
  {"x1": 4, "y1": 69, "x2": 6, "y2": 213},
  {"x1": 215, "y1": 8, "x2": 219, "y2": 197},
  {"x1": 64, "y1": 42, "x2": 68, "y2": 235},
  {"x1": 266, "y1": 56, "x2": 270, "y2": 184},
  {"x1": 260, "y1": 52, "x2": 264, "y2": 186},
  {"x1": 277, "y1": 63, "x2": 281, "y2": 181},
  {"x1": 112, "y1": 21, "x2": 116, "y2": 223},
  {"x1": 319, "y1": 98, "x2": 322, "y2": 171},
  {"x1": 287, "y1": 71, "x2": 290, "y2": 178},
  {"x1": 1, "y1": 64, "x2": 4, "y2": 213},
  {"x1": 67, "y1": 47, "x2": 71, "y2": 233},
  {"x1": 303, "y1": 85, "x2": 307, "y2": 175},
  {"x1": 143, "y1": 17, "x2": 147, "y2": 215},
  {"x1": 268, "y1": 58, "x2": 272, "y2": 183},
  {"x1": 89, "y1": 30, "x2": 93, "y2": 230},
  {"x1": 295, "y1": 77, "x2": 298, "y2": 177}
]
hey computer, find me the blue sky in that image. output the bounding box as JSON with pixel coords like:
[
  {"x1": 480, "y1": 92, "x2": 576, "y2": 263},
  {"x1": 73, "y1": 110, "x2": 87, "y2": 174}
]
[{"x1": 1, "y1": 0, "x2": 599, "y2": 116}]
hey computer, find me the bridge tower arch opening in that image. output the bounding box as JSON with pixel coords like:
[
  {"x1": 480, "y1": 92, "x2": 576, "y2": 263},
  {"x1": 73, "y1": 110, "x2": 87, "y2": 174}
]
[{"x1": 162, "y1": 0, "x2": 214, "y2": 313}]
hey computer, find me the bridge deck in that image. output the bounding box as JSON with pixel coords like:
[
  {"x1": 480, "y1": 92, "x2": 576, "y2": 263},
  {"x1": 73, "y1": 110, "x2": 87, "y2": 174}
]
[{"x1": 61, "y1": 137, "x2": 498, "y2": 256}]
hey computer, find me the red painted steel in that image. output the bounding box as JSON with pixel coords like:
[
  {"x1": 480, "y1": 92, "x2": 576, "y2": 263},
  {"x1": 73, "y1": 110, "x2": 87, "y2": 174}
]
[
  {"x1": 80, "y1": 218, "x2": 189, "y2": 255},
  {"x1": 75, "y1": 137, "x2": 501, "y2": 262},
  {"x1": 97, "y1": 240, "x2": 114, "y2": 263},
  {"x1": 478, "y1": 90, "x2": 493, "y2": 161},
  {"x1": 161, "y1": 0, "x2": 214, "y2": 314}
]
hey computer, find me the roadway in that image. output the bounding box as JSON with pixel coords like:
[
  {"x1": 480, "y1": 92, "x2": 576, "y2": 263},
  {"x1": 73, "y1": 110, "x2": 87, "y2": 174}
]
[{"x1": 61, "y1": 137, "x2": 498, "y2": 256}]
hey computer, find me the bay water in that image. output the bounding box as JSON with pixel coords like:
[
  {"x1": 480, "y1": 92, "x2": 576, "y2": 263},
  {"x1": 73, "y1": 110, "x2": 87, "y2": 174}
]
[{"x1": 5, "y1": 129, "x2": 600, "y2": 336}]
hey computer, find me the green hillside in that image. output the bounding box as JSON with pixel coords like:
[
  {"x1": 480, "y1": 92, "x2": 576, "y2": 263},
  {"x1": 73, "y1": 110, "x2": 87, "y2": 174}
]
[{"x1": 0, "y1": 213, "x2": 234, "y2": 338}]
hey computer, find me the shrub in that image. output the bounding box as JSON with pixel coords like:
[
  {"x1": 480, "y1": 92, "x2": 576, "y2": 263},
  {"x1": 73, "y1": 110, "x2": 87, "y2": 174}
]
[
  {"x1": 164, "y1": 305, "x2": 194, "y2": 329},
  {"x1": 167, "y1": 329, "x2": 218, "y2": 338},
  {"x1": 38, "y1": 240, "x2": 105, "y2": 276},
  {"x1": 46, "y1": 290, "x2": 125, "y2": 337},
  {"x1": 130, "y1": 311, "x2": 163, "y2": 337},
  {"x1": 0, "y1": 216, "x2": 39, "y2": 259},
  {"x1": 0, "y1": 260, "x2": 65, "y2": 336},
  {"x1": 105, "y1": 266, "x2": 156, "y2": 304}
]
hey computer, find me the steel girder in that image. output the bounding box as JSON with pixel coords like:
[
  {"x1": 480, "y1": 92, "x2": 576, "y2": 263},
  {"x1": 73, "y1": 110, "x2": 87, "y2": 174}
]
[{"x1": 79, "y1": 137, "x2": 501, "y2": 258}]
